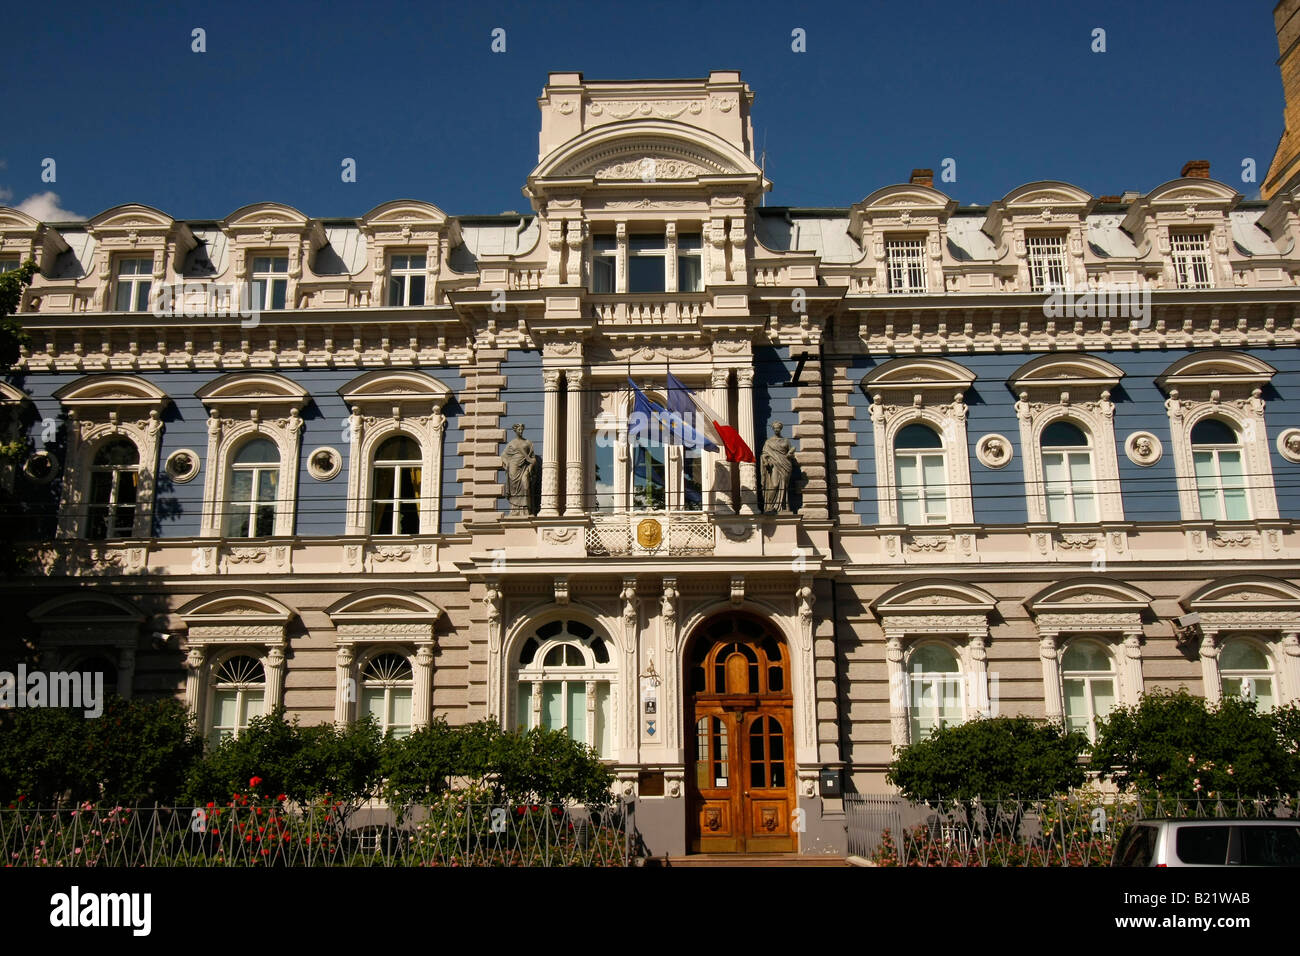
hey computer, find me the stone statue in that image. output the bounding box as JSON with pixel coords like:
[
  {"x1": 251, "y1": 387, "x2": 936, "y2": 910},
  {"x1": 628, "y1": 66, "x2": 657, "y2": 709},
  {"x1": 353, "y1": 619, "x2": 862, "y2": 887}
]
[
  {"x1": 502, "y1": 423, "x2": 537, "y2": 516},
  {"x1": 760, "y1": 421, "x2": 796, "y2": 514}
]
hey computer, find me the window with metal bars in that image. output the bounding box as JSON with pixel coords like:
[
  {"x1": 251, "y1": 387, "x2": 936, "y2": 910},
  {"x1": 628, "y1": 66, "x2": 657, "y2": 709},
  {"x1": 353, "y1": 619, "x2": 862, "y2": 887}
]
[
  {"x1": 886, "y1": 238, "x2": 928, "y2": 293},
  {"x1": 1170, "y1": 230, "x2": 1214, "y2": 289},
  {"x1": 1026, "y1": 234, "x2": 1068, "y2": 292}
]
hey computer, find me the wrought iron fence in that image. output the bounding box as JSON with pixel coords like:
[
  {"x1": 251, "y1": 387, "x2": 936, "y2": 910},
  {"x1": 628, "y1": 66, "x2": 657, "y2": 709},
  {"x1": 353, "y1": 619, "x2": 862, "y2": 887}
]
[
  {"x1": 0, "y1": 800, "x2": 634, "y2": 867},
  {"x1": 844, "y1": 792, "x2": 1300, "y2": 867}
]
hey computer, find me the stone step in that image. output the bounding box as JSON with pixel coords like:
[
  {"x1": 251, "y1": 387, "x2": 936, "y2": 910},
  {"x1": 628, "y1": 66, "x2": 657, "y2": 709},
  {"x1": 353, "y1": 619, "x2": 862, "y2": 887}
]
[{"x1": 660, "y1": 853, "x2": 850, "y2": 867}]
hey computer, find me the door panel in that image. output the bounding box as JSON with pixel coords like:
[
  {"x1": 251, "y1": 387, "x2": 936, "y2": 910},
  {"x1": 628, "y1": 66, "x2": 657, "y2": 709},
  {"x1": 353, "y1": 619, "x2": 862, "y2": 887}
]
[{"x1": 686, "y1": 616, "x2": 797, "y2": 853}]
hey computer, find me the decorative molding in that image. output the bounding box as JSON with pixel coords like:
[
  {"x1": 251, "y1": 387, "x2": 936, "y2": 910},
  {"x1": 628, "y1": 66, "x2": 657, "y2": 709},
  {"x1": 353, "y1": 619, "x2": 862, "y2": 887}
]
[
  {"x1": 1124, "y1": 431, "x2": 1163, "y2": 467},
  {"x1": 307, "y1": 446, "x2": 342, "y2": 481},
  {"x1": 975, "y1": 433, "x2": 1013, "y2": 469}
]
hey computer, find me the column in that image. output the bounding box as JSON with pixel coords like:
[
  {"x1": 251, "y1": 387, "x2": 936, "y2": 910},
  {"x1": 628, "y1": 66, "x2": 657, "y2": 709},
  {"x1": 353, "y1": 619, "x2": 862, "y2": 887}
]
[
  {"x1": 116, "y1": 645, "x2": 136, "y2": 700},
  {"x1": 710, "y1": 368, "x2": 731, "y2": 514},
  {"x1": 564, "y1": 368, "x2": 585, "y2": 516},
  {"x1": 1039, "y1": 635, "x2": 1063, "y2": 721},
  {"x1": 540, "y1": 369, "x2": 562, "y2": 517},
  {"x1": 1196, "y1": 631, "x2": 1222, "y2": 705},
  {"x1": 736, "y1": 366, "x2": 757, "y2": 514},
  {"x1": 885, "y1": 635, "x2": 909, "y2": 746},
  {"x1": 1120, "y1": 631, "x2": 1145, "y2": 704},
  {"x1": 412, "y1": 643, "x2": 434, "y2": 730},
  {"x1": 615, "y1": 223, "x2": 628, "y2": 295},
  {"x1": 264, "y1": 644, "x2": 287, "y2": 711},
  {"x1": 184, "y1": 646, "x2": 206, "y2": 719},
  {"x1": 335, "y1": 645, "x2": 355, "y2": 725},
  {"x1": 967, "y1": 634, "x2": 990, "y2": 717},
  {"x1": 665, "y1": 222, "x2": 678, "y2": 293},
  {"x1": 1280, "y1": 632, "x2": 1300, "y2": 705}
]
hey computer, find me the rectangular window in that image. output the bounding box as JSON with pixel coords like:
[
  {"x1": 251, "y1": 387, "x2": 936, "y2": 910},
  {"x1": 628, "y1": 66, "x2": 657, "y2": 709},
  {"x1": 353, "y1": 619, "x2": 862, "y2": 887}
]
[
  {"x1": 0, "y1": 257, "x2": 19, "y2": 273},
  {"x1": 1195, "y1": 449, "x2": 1249, "y2": 520},
  {"x1": 632, "y1": 443, "x2": 666, "y2": 510},
  {"x1": 1170, "y1": 230, "x2": 1213, "y2": 289},
  {"x1": 1043, "y1": 450, "x2": 1097, "y2": 522},
  {"x1": 1026, "y1": 234, "x2": 1068, "y2": 292},
  {"x1": 886, "y1": 238, "x2": 928, "y2": 293},
  {"x1": 627, "y1": 235, "x2": 667, "y2": 294},
  {"x1": 250, "y1": 256, "x2": 289, "y2": 311},
  {"x1": 387, "y1": 253, "x2": 427, "y2": 306},
  {"x1": 114, "y1": 257, "x2": 154, "y2": 312},
  {"x1": 591, "y1": 236, "x2": 616, "y2": 293},
  {"x1": 896, "y1": 453, "x2": 947, "y2": 524},
  {"x1": 677, "y1": 233, "x2": 704, "y2": 292},
  {"x1": 594, "y1": 440, "x2": 615, "y2": 512}
]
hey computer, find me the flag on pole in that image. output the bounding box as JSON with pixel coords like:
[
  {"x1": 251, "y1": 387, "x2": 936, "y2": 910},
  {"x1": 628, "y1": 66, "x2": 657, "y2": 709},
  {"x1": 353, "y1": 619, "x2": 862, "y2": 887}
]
[
  {"x1": 665, "y1": 372, "x2": 755, "y2": 463},
  {"x1": 626, "y1": 378, "x2": 713, "y2": 450}
]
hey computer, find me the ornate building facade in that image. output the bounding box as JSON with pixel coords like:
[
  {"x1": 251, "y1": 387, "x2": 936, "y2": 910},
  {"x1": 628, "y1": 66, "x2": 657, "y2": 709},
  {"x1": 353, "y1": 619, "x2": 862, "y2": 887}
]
[{"x1": 4, "y1": 71, "x2": 1300, "y2": 855}]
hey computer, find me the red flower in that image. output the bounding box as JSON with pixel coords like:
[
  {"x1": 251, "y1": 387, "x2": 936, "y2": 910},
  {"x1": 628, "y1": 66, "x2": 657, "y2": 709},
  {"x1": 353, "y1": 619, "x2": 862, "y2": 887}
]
[
  {"x1": 249, "y1": 776, "x2": 263, "y2": 789},
  {"x1": 206, "y1": 801, "x2": 215, "y2": 809},
  {"x1": 276, "y1": 794, "x2": 287, "y2": 803}
]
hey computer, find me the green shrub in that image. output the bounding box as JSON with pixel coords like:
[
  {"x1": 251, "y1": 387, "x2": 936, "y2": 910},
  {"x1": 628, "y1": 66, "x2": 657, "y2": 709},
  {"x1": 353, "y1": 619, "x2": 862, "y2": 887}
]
[
  {"x1": 1089, "y1": 688, "x2": 1300, "y2": 797},
  {"x1": 886, "y1": 716, "x2": 1088, "y2": 801},
  {"x1": 0, "y1": 696, "x2": 200, "y2": 806},
  {"x1": 185, "y1": 709, "x2": 383, "y2": 815}
]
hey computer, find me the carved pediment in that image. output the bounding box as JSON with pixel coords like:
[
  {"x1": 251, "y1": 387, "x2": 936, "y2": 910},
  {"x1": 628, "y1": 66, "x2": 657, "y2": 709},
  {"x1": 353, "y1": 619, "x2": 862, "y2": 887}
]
[
  {"x1": 1028, "y1": 579, "x2": 1151, "y2": 614},
  {"x1": 1185, "y1": 577, "x2": 1300, "y2": 611}
]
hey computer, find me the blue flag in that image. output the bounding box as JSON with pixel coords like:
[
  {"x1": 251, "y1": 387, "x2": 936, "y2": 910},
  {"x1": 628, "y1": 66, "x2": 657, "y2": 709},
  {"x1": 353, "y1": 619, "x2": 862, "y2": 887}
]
[{"x1": 627, "y1": 378, "x2": 713, "y2": 449}]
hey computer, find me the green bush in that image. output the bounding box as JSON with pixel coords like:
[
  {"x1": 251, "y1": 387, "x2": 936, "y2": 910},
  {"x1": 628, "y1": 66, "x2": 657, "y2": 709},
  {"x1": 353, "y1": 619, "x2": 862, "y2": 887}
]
[
  {"x1": 185, "y1": 709, "x2": 382, "y2": 814},
  {"x1": 1089, "y1": 688, "x2": 1300, "y2": 797},
  {"x1": 0, "y1": 696, "x2": 200, "y2": 806},
  {"x1": 381, "y1": 719, "x2": 613, "y2": 807},
  {"x1": 886, "y1": 716, "x2": 1089, "y2": 801}
]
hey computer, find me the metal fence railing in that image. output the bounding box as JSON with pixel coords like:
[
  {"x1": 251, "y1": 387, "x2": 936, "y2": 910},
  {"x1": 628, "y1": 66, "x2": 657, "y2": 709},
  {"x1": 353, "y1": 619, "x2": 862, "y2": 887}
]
[
  {"x1": 844, "y1": 792, "x2": 1300, "y2": 867},
  {"x1": 0, "y1": 801, "x2": 634, "y2": 867}
]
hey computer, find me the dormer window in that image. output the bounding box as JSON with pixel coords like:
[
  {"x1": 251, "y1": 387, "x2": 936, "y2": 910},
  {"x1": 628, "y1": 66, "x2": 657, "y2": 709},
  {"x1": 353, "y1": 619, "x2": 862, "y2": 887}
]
[
  {"x1": 1026, "y1": 234, "x2": 1068, "y2": 292},
  {"x1": 886, "y1": 237, "x2": 928, "y2": 293},
  {"x1": 113, "y1": 257, "x2": 154, "y2": 312},
  {"x1": 1170, "y1": 229, "x2": 1213, "y2": 289},
  {"x1": 387, "y1": 253, "x2": 427, "y2": 306},
  {"x1": 250, "y1": 255, "x2": 289, "y2": 310}
]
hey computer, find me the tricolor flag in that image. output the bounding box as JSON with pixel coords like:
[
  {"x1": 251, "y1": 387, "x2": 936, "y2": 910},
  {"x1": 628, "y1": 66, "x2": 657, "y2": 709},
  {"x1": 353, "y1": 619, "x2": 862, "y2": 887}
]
[
  {"x1": 626, "y1": 378, "x2": 714, "y2": 450},
  {"x1": 666, "y1": 372, "x2": 756, "y2": 463}
]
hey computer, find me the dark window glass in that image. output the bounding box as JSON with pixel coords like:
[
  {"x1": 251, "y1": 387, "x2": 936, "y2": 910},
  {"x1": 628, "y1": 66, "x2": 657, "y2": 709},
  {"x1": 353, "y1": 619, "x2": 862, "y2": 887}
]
[
  {"x1": 1239, "y1": 826, "x2": 1300, "y2": 866},
  {"x1": 1041, "y1": 421, "x2": 1089, "y2": 447},
  {"x1": 1190, "y1": 419, "x2": 1239, "y2": 445},
  {"x1": 895, "y1": 423, "x2": 943, "y2": 449},
  {"x1": 1116, "y1": 826, "x2": 1158, "y2": 866},
  {"x1": 1175, "y1": 826, "x2": 1231, "y2": 865}
]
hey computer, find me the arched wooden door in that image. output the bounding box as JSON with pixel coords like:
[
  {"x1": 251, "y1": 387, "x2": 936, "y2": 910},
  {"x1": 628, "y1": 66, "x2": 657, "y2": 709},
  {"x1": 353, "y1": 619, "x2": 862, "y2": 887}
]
[{"x1": 686, "y1": 614, "x2": 796, "y2": 853}]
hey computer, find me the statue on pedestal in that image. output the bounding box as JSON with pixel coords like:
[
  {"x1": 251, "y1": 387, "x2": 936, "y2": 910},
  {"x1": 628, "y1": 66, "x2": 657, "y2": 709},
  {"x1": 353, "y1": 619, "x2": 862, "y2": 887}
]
[
  {"x1": 502, "y1": 423, "x2": 537, "y2": 516},
  {"x1": 760, "y1": 421, "x2": 796, "y2": 514}
]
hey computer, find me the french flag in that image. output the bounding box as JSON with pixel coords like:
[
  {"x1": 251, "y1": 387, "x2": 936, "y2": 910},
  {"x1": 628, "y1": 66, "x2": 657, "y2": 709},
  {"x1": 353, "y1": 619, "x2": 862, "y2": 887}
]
[{"x1": 665, "y1": 372, "x2": 756, "y2": 464}]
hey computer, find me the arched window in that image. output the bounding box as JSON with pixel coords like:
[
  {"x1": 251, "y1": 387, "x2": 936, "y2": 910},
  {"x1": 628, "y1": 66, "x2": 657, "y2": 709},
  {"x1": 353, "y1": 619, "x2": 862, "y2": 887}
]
[
  {"x1": 209, "y1": 655, "x2": 265, "y2": 747},
  {"x1": 71, "y1": 653, "x2": 119, "y2": 698},
  {"x1": 87, "y1": 439, "x2": 140, "y2": 539},
  {"x1": 1219, "y1": 638, "x2": 1276, "y2": 711},
  {"x1": 1191, "y1": 418, "x2": 1248, "y2": 520},
  {"x1": 1061, "y1": 641, "x2": 1116, "y2": 742},
  {"x1": 224, "y1": 438, "x2": 280, "y2": 538},
  {"x1": 360, "y1": 652, "x2": 414, "y2": 737},
  {"x1": 371, "y1": 435, "x2": 422, "y2": 535},
  {"x1": 514, "y1": 620, "x2": 614, "y2": 757},
  {"x1": 894, "y1": 424, "x2": 947, "y2": 524},
  {"x1": 1041, "y1": 421, "x2": 1097, "y2": 523},
  {"x1": 908, "y1": 643, "x2": 964, "y2": 741}
]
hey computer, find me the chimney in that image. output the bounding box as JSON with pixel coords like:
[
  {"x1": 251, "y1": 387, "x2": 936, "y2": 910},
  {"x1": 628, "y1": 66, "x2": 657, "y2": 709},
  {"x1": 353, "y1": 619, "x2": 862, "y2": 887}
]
[
  {"x1": 909, "y1": 168, "x2": 934, "y2": 188},
  {"x1": 1181, "y1": 160, "x2": 1211, "y2": 180},
  {"x1": 1265, "y1": 0, "x2": 1300, "y2": 197}
]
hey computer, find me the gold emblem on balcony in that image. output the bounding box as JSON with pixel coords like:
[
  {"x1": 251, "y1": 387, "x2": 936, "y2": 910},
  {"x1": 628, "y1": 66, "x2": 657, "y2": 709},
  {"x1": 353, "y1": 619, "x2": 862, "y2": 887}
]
[{"x1": 636, "y1": 518, "x2": 663, "y2": 549}]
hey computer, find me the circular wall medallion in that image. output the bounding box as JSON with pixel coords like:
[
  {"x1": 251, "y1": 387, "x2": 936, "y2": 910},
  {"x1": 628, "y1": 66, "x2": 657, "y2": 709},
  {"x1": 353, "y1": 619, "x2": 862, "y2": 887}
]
[
  {"x1": 23, "y1": 451, "x2": 59, "y2": 484},
  {"x1": 636, "y1": 518, "x2": 663, "y2": 549},
  {"x1": 1277, "y1": 428, "x2": 1300, "y2": 464},
  {"x1": 975, "y1": 434, "x2": 1013, "y2": 469},
  {"x1": 308, "y1": 446, "x2": 342, "y2": 480},
  {"x1": 165, "y1": 449, "x2": 200, "y2": 483},
  {"x1": 1125, "y1": 431, "x2": 1163, "y2": 467}
]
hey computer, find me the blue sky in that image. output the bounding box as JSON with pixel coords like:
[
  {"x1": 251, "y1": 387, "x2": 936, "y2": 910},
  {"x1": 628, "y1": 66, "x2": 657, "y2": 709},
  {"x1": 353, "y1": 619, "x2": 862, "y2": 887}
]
[{"x1": 0, "y1": 0, "x2": 1284, "y2": 221}]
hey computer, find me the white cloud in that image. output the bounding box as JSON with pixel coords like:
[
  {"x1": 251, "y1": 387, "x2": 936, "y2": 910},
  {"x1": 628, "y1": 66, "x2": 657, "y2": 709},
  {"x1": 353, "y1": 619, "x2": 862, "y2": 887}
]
[
  {"x1": 0, "y1": 186, "x2": 11, "y2": 203},
  {"x1": 13, "y1": 191, "x2": 83, "y2": 221}
]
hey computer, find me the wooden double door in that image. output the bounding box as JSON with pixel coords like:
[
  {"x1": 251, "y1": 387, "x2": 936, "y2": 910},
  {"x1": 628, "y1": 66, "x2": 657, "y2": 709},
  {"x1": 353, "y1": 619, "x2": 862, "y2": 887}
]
[{"x1": 686, "y1": 615, "x2": 797, "y2": 853}]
